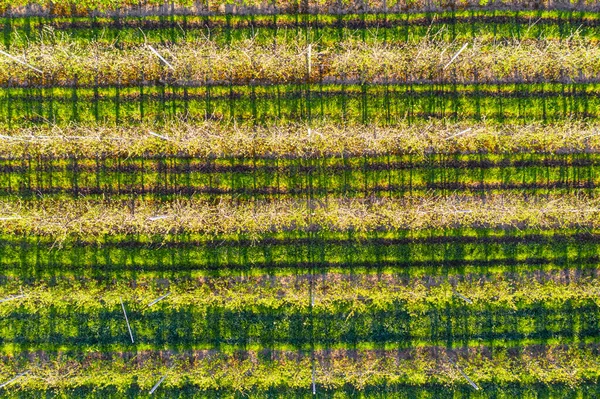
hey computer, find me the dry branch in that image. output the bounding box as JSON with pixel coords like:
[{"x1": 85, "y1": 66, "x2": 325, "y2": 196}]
[
  {"x1": 311, "y1": 361, "x2": 316, "y2": 395},
  {"x1": 456, "y1": 366, "x2": 480, "y2": 390},
  {"x1": 448, "y1": 358, "x2": 480, "y2": 390},
  {"x1": 148, "y1": 215, "x2": 171, "y2": 221}
]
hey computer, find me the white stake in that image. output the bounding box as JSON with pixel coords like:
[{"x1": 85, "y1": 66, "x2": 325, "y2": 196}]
[
  {"x1": 0, "y1": 294, "x2": 26, "y2": 304},
  {"x1": 311, "y1": 362, "x2": 316, "y2": 395},
  {"x1": 307, "y1": 128, "x2": 323, "y2": 139},
  {"x1": 148, "y1": 215, "x2": 170, "y2": 221},
  {"x1": 0, "y1": 216, "x2": 21, "y2": 221},
  {"x1": 0, "y1": 371, "x2": 28, "y2": 389},
  {"x1": 448, "y1": 359, "x2": 480, "y2": 390},
  {"x1": 307, "y1": 44, "x2": 312, "y2": 77},
  {"x1": 0, "y1": 50, "x2": 43, "y2": 74},
  {"x1": 454, "y1": 291, "x2": 473, "y2": 304},
  {"x1": 443, "y1": 43, "x2": 469, "y2": 70},
  {"x1": 444, "y1": 128, "x2": 472, "y2": 140},
  {"x1": 147, "y1": 45, "x2": 175, "y2": 71},
  {"x1": 149, "y1": 374, "x2": 167, "y2": 395},
  {"x1": 148, "y1": 131, "x2": 172, "y2": 141},
  {"x1": 148, "y1": 292, "x2": 171, "y2": 307},
  {"x1": 0, "y1": 134, "x2": 24, "y2": 141},
  {"x1": 457, "y1": 366, "x2": 480, "y2": 390},
  {"x1": 120, "y1": 297, "x2": 135, "y2": 344}
]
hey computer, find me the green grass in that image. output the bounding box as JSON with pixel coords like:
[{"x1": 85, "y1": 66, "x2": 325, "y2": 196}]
[
  {"x1": 3, "y1": 11, "x2": 600, "y2": 45},
  {"x1": 1, "y1": 0, "x2": 599, "y2": 16},
  {"x1": 0, "y1": 271, "x2": 598, "y2": 351},
  {"x1": 1, "y1": 83, "x2": 599, "y2": 127},
  {"x1": 0, "y1": 152, "x2": 598, "y2": 200},
  {"x1": 1, "y1": 345, "x2": 600, "y2": 397},
  {"x1": 1, "y1": 5, "x2": 599, "y2": 398}
]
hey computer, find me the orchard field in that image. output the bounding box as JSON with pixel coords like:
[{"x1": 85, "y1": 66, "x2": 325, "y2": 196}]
[{"x1": 1, "y1": 1, "x2": 600, "y2": 398}]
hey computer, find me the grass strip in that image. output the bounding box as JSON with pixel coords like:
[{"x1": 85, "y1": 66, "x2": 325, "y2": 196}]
[
  {"x1": 2, "y1": 82, "x2": 598, "y2": 126},
  {"x1": 1, "y1": 232, "x2": 598, "y2": 277},
  {"x1": 3, "y1": 11, "x2": 600, "y2": 45},
  {"x1": 0, "y1": 303, "x2": 596, "y2": 350},
  {"x1": 2, "y1": 1, "x2": 600, "y2": 16},
  {"x1": 0, "y1": 346, "x2": 599, "y2": 395},
  {"x1": 0, "y1": 275, "x2": 595, "y2": 351},
  {"x1": 2, "y1": 272, "x2": 597, "y2": 313},
  {"x1": 0, "y1": 151, "x2": 598, "y2": 199}
]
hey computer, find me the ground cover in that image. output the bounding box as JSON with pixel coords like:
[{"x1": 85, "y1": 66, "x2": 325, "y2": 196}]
[
  {"x1": 2, "y1": 346, "x2": 600, "y2": 397},
  {"x1": 3, "y1": 11, "x2": 600, "y2": 45},
  {"x1": 2, "y1": 0, "x2": 600, "y2": 16},
  {"x1": 1, "y1": 2, "x2": 599, "y2": 398}
]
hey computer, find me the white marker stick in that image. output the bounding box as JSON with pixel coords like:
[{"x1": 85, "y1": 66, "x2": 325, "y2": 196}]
[
  {"x1": 120, "y1": 297, "x2": 135, "y2": 344},
  {"x1": 149, "y1": 374, "x2": 167, "y2": 395},
  {"x1": 454, "y1": 292, "x2": 473, "y2": 304},
  {"x1": 0, "y1": 216, "x2": 21, "y2": 221},
  {"x1": 0, "y1": 371, "x2": 28, "y2": 389},
  {"x1": 0, "y1": 50, "x2": 43, "y2": 74},
  {"x1": 443, "y1": 43, "x2": 469, "y2": 70},
  {"x1": 307, "y1": 44, "x2": 312, "y2": 76},
  {"x1": 148, "y1": 131, "x2": 172, "y2": 141},
  {"x1": 457, "y1": 366, "x2": 480, "y2": 390},
  {"x1": 0, "y1": 134, "x2": 24, "y2": 141},
  {"x1": 0, "y1": 294, "x2": 26, "y2": 304},
  {"x1": 311, "y1": 363, "x2": 316, "y2": 395},
  {"x1": 444, "y1": 128, "x2": 472, "y2": 140},
  {"x1": 148, "y1": 293, "x2": 171, "y2": 307},
  {"x1": 148, "y1": 215, "x2": 170, "y2": 221},
  {"x1": 147, "y1": 45, "x2": 175, "y2": 71}
]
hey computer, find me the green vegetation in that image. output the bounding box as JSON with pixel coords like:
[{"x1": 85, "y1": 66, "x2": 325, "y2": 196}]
[
  {"x1": 2, "y1": 0, "x2": 600, "y2": 16},
  {"x1": 1, "y1": 346, "x2": 600, "y2": 397},
  {"x1": 3, "y1": 11, "x2": 600, "y2": 45},
  {"x1": 0, "y1": 121, "x2": 599, "y2": 158},
  {"x1": 1, "y1": 4, "x2": 599, "y2": 398},
  {"x1": 3, "y1": 36, "x2": 600, "y2": 87},
  {"x1": 1, "y1": 195, "x2": 600, "y2": 237}
]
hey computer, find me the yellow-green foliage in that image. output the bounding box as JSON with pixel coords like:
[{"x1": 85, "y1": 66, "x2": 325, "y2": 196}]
[
  {"x1": 1, "y1": 273, "x2": 598, "y2": 314},
  {"x1": 2, "y1": 36, "x2": 600, "y2": 87},
  {"x1": 0, "y1": 120, "x2": 599, "y2": 158},
  {"x1": 1, "y1": 346, "x2": 598, "y2": 392},
  {"x1": 0, "y1": 194, "x2": 598, "y2": 240}
]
